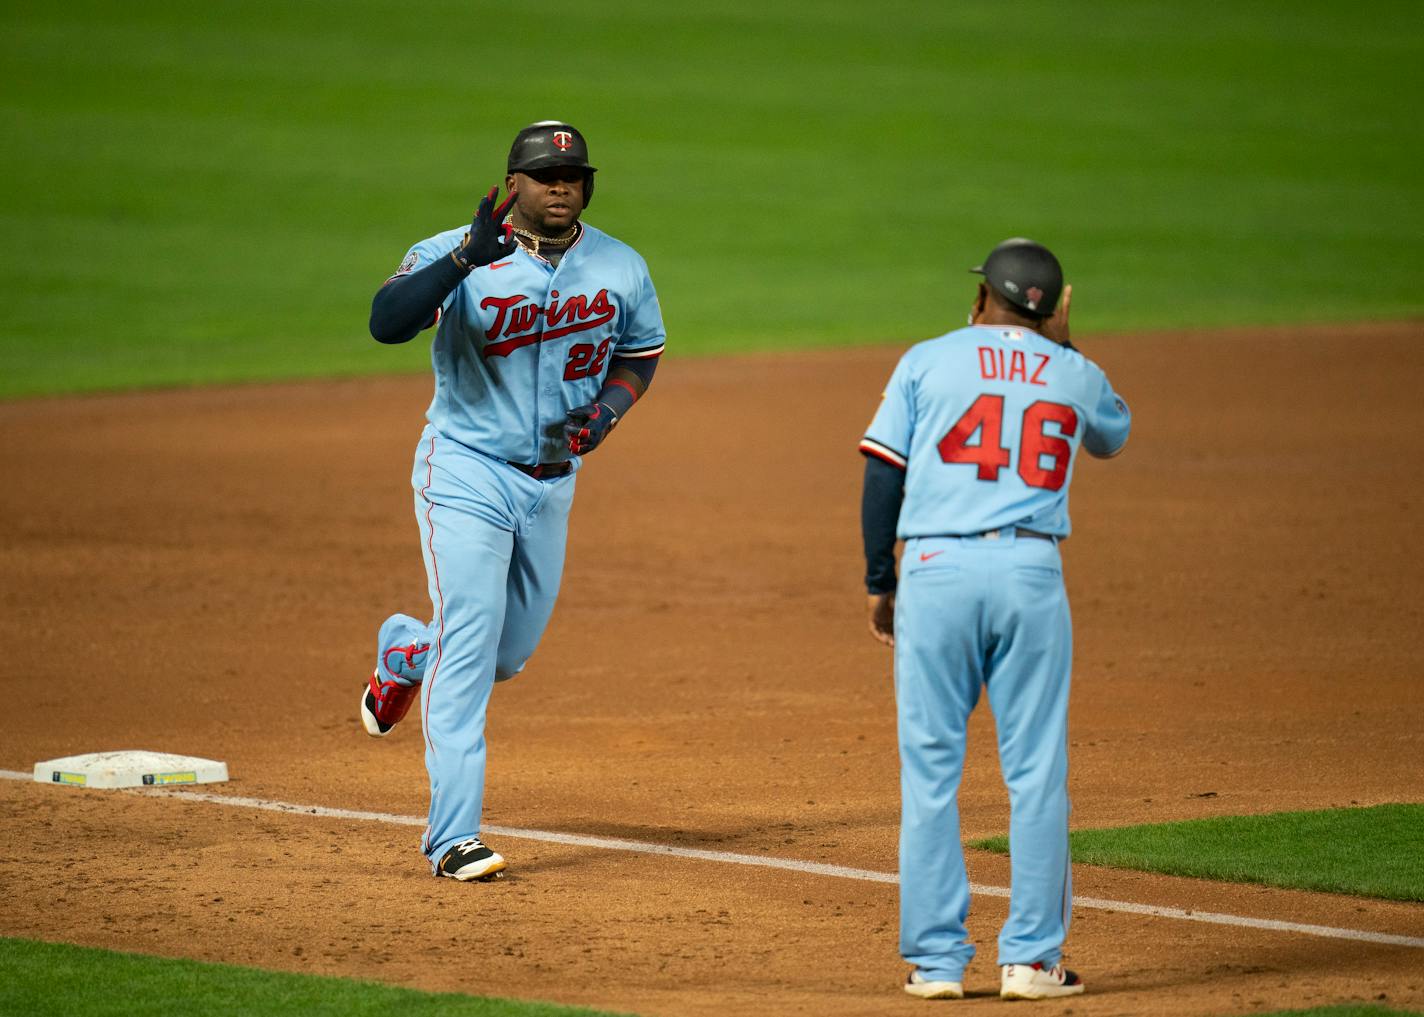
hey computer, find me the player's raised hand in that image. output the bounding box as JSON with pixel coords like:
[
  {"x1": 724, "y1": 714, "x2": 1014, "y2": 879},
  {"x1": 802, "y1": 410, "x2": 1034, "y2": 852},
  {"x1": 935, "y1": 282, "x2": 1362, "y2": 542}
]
[
  {"x1": 1042, "y1": 283, "x2": 1075, "y2": 349},
  {"x1": 867, "y1": 592, "x2": 895, "y2": 647},
  {"x1": 564, "y1": 402, "x2": 619, "y2": 455},
  {"x1": 451, "y1": 186, "x2": 518, "y2": 271}
]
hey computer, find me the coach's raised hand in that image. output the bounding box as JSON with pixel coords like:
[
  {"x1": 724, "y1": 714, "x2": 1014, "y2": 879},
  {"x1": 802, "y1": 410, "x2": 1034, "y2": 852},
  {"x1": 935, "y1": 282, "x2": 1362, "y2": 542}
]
[{"x1": 1042, "y1": 283, "x2": 1074, "y2": 350}]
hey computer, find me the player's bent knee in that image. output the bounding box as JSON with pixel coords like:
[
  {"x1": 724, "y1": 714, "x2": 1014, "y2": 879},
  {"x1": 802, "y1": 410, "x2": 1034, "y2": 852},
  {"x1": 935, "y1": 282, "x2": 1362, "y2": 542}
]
[{"x1": 494, "y1": 659, "x2": 527, "y2": 683}]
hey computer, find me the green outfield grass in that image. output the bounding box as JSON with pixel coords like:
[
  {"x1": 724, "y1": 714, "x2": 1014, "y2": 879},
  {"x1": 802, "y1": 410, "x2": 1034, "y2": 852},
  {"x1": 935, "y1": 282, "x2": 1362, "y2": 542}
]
[
  {"x1": 2, "y1": 0, "x2": 1421, "y2": 398},
  {"x1": 971, "y1": 804, "x2": 1424, "y2": 900},
  {"x1": 1258, "y1": 1008, "x2": 1424, "y2": 1014},
  {"x1": 3, "y1": 941, "x2": 1417, "y2": 1017},
  {"x1": 1255, "y1": 1009, "x2": 1422, "y2": 1017},
  {"x1": 0, "y1": 938, "x2": 633, "y2": 1017}
]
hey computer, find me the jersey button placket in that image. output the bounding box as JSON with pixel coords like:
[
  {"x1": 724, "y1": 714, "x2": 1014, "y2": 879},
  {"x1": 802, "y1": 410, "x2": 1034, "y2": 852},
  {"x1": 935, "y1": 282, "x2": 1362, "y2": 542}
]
[
  {"x1": 546, "y1": 246, "x2": 579, "y2": 462},
  {"x1": 534, "y1": 269, "x2": 560, "y2": 464}
]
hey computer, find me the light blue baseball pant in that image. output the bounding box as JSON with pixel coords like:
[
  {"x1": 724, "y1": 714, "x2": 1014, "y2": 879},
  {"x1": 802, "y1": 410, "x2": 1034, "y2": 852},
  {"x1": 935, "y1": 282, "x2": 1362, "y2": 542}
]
[
  {"x1": 380, "y1": 424, "x2": 577, "y2": 869},
  {"x1": 895, "y1": 531, "x2": 1074, "y2": 982}
]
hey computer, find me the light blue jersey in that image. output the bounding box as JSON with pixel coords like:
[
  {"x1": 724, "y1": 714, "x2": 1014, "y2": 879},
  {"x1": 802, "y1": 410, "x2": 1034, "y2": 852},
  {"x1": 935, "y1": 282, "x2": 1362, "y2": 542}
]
[
  {"x1": 860, "y1": 319, "x2": 1131, "y2": 986},
  {"x1": 395, "y1": 222, "x2": 666, "y2": 464},
  {"x1": 369, "y1": 212, "x2": 667, "y2": 874},
  {"x1": 860, "y1": 325, "x2": 1129, "y2": 537}
]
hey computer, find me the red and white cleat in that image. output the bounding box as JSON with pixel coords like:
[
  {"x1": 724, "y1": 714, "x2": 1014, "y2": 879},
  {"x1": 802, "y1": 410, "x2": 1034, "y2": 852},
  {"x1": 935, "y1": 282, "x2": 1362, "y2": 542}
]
[
  {"x1": 1000, "y1": 962, "x2": 1085, "y2": 1000},
  {"x1": 360, "y1": 670, "x2": 419, "y2": 737}
]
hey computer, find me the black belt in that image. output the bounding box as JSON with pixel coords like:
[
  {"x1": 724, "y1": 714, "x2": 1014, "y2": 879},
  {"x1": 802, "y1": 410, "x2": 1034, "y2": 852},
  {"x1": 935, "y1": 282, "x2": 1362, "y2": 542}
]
[
  {"x1": 507, "y1": 460, "x2": 573, "y2": 480},
  {"x1": 928, "y1": 528, "x2": 1056, "y2": 541}
]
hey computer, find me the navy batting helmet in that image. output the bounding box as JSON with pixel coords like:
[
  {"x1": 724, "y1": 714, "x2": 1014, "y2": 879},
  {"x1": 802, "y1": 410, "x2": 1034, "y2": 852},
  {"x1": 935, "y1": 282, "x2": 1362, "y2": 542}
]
[
  {"x1": 971, "y1": 238, "x2": 1063, "y2": 318},
  {"x1": 507, "y1": 121, "x2": 597, "y2": 205}
]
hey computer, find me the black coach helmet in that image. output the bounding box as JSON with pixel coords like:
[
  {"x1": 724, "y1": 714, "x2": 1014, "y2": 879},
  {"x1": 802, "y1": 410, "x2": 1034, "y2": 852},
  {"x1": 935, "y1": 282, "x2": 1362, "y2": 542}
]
[
  {"x1": 971, "y1": 238, "x2": 1063, "y2": 318},
  {"x1": 507, "y1": 120, "x2": 598, "y2": 205}
]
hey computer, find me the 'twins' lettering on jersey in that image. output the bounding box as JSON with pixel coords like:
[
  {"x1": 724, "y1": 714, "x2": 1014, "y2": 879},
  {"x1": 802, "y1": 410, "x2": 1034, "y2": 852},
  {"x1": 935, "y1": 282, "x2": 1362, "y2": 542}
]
[
  {"x1": 481, "y1": 289, "x2": 616, "y2": 357},
  {"x1": 395, "y1": 220, "x2": 665, "y2": 464}
]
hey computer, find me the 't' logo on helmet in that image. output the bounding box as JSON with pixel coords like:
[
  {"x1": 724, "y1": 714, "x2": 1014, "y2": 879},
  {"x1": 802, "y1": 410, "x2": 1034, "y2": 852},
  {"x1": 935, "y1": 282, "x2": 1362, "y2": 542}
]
[
  {"x1": 1026, "y1": 286, "x2": 1044, "y2": 310},
  {"x1": 552, "y1": 131, "x2": 573, "y2": 151}
]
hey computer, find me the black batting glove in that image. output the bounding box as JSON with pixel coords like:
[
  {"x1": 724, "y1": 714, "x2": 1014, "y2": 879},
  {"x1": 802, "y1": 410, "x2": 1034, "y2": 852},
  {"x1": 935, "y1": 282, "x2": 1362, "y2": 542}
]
[
  {"x1": 451, "y1": 187, "x2": 517, "y2": 271},
  {"x1": 564, "y1": 402, "x2": 618, "y2": 455}
]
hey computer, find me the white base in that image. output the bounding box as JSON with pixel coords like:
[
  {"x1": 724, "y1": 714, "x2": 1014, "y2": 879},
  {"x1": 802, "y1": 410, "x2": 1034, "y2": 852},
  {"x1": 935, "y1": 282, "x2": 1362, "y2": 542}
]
[{"x1": 33, "y1": 750, "x2": 229, "y2": 789}]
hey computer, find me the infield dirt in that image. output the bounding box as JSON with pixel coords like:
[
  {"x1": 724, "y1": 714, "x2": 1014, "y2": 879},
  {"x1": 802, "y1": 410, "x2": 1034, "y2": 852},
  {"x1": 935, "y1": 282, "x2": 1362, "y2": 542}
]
[{"x1": 2, "y1": 324, "x2": 1422, "y2": 1016}]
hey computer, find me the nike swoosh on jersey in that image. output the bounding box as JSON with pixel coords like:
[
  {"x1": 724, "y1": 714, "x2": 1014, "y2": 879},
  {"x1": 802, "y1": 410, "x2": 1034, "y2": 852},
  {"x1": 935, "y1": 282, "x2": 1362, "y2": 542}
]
[
  {"x1": 918, "y1": 551, "x2": 945, "y2": 562},
  {"x1": 488, "y1": 261, "x2": 513, "y2": 270}
]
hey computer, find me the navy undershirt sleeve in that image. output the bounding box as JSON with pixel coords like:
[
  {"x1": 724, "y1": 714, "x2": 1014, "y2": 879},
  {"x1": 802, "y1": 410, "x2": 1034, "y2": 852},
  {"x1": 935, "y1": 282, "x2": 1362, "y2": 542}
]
[
  {"x1": 861, "y1": 454, "x2": 905, "y2": 594},
  {"x1": 597, "y1": 355, "x2": 659, "y2": 417},
  {"x1": 615, "y1": 354, "x2": 658, "y2": 388},
  {"x1": 369, "y1": 254, "x2": 467, "y2": 344}
]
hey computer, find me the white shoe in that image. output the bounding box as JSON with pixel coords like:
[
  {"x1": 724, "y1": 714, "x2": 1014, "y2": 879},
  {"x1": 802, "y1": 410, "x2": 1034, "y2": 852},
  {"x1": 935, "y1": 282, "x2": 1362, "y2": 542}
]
[
  {"x1": 904, "y1": 969, "x2": 964, "y2": 999},
  {"x1": 1000, "y1": 962, "x2": 1084, "y2": 999}
]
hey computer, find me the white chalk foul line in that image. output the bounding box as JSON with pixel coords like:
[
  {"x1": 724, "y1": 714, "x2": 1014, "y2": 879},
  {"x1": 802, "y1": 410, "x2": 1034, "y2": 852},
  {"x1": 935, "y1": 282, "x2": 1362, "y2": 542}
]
[{"x1": 4, "y1": 769, "x2": 1421, "y2": 949}]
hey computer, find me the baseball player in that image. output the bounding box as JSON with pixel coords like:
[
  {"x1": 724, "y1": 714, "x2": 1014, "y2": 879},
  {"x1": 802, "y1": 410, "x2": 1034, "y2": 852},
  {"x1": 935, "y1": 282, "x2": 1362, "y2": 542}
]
[
  {"x1": 359, "y1": 121, "x2": 665, "y2": 882},
  {"x1": 858, "y1": 239, "x2": 1130, "y2": 1000}
]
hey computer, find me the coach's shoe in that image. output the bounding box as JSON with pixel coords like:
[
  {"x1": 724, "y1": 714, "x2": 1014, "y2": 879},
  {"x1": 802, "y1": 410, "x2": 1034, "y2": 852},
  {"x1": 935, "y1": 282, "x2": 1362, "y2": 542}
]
[
  {"x1": 904, "y1": 969, "x2": 964, "y2": 999},
  {"x1": 1000, "y1": 962, "x2": 1085, "y2": 999},
  {"x1": 360, "y1": 671, "x2": 419, "y2": 737},
  {"x1": 437, "y1": 837, "x2": 507, "y2": 882}
]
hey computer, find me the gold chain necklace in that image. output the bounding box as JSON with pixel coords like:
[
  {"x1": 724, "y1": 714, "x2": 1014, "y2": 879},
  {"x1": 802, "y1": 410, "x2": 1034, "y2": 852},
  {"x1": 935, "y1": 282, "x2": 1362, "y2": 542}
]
[{"x1": 504, "y1": 217, "x2": 579, "y2": 257}]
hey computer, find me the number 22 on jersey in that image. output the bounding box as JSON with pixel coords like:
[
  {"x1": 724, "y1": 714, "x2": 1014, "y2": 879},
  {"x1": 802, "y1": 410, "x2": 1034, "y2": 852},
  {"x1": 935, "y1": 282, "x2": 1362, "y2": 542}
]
[{"x1": 937, "y1": 394, "x2": 1078, "y2": 492}]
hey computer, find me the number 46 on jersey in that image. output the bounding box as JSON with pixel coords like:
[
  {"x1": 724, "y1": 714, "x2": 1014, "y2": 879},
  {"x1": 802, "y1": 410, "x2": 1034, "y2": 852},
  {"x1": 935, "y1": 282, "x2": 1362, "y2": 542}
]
[{"x1": 938, "y1": 394, "x2": 1078, "y2": 492}]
